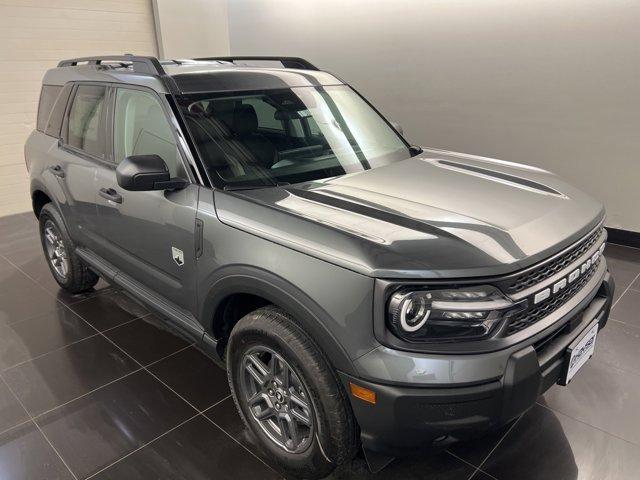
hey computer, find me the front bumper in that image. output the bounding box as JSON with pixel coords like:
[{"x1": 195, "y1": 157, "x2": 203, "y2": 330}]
[{"x1": 340, "y1": 270, "x2": 614, "y2": 456}]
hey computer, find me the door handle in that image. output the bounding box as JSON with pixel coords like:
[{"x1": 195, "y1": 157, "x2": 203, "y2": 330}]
[
  {"x1": 98, "y1": 187, "x2": 123, "y2": 204},
  {"x1": 48, "y1": 165, "x2": 65, "y2": 178}
]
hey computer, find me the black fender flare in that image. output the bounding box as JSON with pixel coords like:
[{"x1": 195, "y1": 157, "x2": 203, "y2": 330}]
[
  {"x1": 30, "y1": 178, "x2": 50, "y2": 208},
  {"x1": 200, "y1": 265, "x2": 358, "y2": 376},
  {"x1": 29, "y1": 179, "x2": 73, "y2": 232},
  {"x1": 30, "y1": 178, "x2": 60, "y2": 213}
]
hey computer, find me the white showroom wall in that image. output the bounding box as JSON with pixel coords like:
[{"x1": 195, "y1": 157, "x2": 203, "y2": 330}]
[
  {"x1": 227, "y1": 0, "x2": 640, "y2": 233},
  {"x1": 152, "y1": 0, "x2": 229, "y2": 58},
  {"x1": 0, "y1": 0, "x2": 158, "y2": 217}
]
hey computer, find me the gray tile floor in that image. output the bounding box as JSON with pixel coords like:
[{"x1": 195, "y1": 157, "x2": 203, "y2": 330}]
[{"x1": 1, "y1": 211, "x2": 640, "y2": 479}]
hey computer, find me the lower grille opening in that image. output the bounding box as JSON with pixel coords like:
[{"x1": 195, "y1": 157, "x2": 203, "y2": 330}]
[{"x1": 533, "y1": 322, "x2": 571, "y2": 356}]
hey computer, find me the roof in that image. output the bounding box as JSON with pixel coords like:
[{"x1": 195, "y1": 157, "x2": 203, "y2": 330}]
[{"x1": 41, "y1": 55, "x2": 344, "y2": 94}]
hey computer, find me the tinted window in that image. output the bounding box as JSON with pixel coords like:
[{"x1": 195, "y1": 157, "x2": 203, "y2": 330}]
[
  {"x1": 67, "y1": 85, "x2": 106, "y2": 157},
  {"x1": 36, "y1": 85, "x2": 62, "y2": 132},
  {"x1": 307, "y1": 115, "x2": 322, "y2": 137},
  {"x1": 44, "y1": 84, "x2": 72, "y2": 138},
  {"x1": 289, "y1": 118, "x2": 305, "y2": 138},
  {"x1": 241, "y1": 97, "x2": 283, "y2": 131},
  {"x1": 113, "y1": 88, "x2": 184, "y2": 177},
  {"x1": 178, "y1": 85, "x2": 410, "y2": 188}
]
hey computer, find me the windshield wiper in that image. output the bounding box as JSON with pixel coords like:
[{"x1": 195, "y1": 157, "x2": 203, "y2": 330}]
[
  {"x1": 223, "y1": 181, "x2": 290, "y2": 192},
  {"x1": 223, "y1": 185, "x2": 270, "y2": 191}
]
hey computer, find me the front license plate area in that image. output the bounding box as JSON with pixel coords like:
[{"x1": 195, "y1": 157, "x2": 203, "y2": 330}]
[{"x1": 559, "y1": 321, "x2": 598, "y2": 386}]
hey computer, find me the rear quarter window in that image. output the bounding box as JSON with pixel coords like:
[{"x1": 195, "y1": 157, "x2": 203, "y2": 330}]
[
  {"x1": 43, "y1": 84, "x2": 73, "y2": 138},
  {"x1": 36, "y1": 85, "x2": 62, "y2": 133}
]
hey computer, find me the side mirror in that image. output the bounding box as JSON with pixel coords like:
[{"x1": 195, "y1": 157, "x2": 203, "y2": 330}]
[
  {"x1": 116, "y1": 155, "x2": 187, "y2": 191},
  {"x1": 390, "y1": 121, "x2": 404, "y2": 136}
]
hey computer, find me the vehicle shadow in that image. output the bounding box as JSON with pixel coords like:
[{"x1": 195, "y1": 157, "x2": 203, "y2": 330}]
[{"x1": 326, "y1": 404, "x2": 579, "y2": 479}]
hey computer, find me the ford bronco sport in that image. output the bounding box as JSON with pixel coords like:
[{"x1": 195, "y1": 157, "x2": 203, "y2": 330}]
[{"x1": 25, "y1": 55, "x2": 614, "y2": 479}]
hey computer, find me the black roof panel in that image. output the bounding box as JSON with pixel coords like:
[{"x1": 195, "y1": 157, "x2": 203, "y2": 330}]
[{"x1": 169, "y1": 67, "x2": 343, "y2": 94}]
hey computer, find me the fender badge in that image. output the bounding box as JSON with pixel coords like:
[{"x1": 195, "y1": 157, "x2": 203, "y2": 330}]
[{"x1": 172, "y1": 247, "x2": 184, "y2": 266}]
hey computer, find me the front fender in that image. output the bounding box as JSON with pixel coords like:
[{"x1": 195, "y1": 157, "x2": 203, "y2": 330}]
[{"x1": 200, "y1": 265, "x2": 360, "y2": 376}]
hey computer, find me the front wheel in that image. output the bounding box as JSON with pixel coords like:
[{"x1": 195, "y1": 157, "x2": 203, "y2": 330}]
[{"x1": 227, "y1": 306, "x2": 359, "y2": 479}]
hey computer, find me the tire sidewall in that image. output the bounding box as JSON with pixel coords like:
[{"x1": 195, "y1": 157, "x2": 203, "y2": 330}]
[
  {"x1": 38, "y1": 203, "x2": 98, "y2": 294},
  {"x1": 39, "y1": 205, "x2": 73, "y2": 288},
  {"x1": 227, "y1": 312, "x2": 346, "y2": 477}
]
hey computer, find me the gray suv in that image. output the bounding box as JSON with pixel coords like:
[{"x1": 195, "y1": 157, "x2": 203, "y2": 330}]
[{"x1": 26, "y1": 55, "x2": 614, "y2": 479}]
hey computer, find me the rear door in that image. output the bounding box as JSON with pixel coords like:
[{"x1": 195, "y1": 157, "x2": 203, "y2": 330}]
[
  {"x1": 51, "y1": 83, "x2": 108, "y2": 249},
  {"x1": 94, "y1": 85, "x2": 199, "y2": 314}
]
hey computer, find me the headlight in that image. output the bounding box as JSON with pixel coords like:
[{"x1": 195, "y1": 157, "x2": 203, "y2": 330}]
[{"x1": 387, "y1": 285, "x2": 514, "y2": 342}]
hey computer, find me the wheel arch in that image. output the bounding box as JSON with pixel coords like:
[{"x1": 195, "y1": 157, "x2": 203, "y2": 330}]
[
  {"x1": 200, "y1": 265, "x2": 358, "y2": 376},
  {"x1": 30, "y1": 179, "x2": 64, "y2": 218},
  {"x1": 30, "y1": 179, "x2": 54, "y2": 218}
]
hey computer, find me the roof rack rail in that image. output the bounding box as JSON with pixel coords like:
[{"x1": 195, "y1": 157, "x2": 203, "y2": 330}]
[
  {"x1": 57, "y1": 55, "x2": 166, "y2": 76},
  {"x1": 56, "y1": 54, "x2": 185, "y2": 97},
  {"x1": 194, "y1": 56, "x2": 319, "y2": 71}
]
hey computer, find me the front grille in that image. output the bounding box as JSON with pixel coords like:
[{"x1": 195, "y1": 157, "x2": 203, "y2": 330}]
[
  {"x1": 506, "y1": 228, "x2": 603, "y2": 294},
  {"x1": 505, "y1": 257, "x2": 601, "y2": 335}
]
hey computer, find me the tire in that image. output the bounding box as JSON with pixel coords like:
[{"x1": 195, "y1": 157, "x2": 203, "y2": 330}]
[
  {"x1": 38, "y1": 203, "x2": 99, "y2": 294},
  {"x1": 227, "y1": 306, "x2": 359, "y2": 479}
]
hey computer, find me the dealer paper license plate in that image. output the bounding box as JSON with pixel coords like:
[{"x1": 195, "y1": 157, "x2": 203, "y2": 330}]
[{"x1": 561, "y1": 322, "x2": 598, "y2": 385}]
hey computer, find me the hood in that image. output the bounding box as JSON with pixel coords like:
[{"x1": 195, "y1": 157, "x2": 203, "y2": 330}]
[{"x1": 214, "y1": 149, "x2": 604, "y2": 278}]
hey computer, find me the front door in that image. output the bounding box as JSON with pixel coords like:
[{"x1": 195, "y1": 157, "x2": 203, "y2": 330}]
[{"x1": 94, "y1": 86, "x2": 198, "y2": 314}]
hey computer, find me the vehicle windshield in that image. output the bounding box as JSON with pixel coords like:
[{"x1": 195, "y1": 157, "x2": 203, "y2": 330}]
[{"x1": 177, "y1": 85, "x2": 413, "y2": 188}]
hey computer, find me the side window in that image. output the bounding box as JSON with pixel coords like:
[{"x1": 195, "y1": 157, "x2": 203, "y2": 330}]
[
  {"x1": 113, "y1": 89, "x2": 184, "y2": 177},
  {"x1": 44, "y1": 84, "x2": 73, "y2": 138},
  {"x1": 242, "y1": 97, "x2": 283, "y2": 131},
  {"x1": 306, "y1": 115, "x2": 322, "y2": 137},
  {"x1": 289, "y1": 118, "x2": 305, "y2": 138},
  {"x1": 36, "y1": 85, "x2": 62, "y2": 133},
  {"x1": 67, "y1": 85, "x2": 106, "y2": 157}
]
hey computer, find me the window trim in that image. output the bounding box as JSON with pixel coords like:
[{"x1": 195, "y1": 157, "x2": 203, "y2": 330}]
[{"x1": 60, "y1": 81, "x2": 110, "y2": 164}]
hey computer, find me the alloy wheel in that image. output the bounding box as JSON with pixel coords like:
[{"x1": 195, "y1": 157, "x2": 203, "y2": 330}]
[
  {"x1": 241, "y1": 346, "x2": 314, "y2": 453},
  {"x1": 43, "y1": 220, "x2": 69, "y2": 280}
]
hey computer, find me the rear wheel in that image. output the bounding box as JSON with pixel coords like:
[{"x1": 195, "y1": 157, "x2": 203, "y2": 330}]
[
  {"x1": 227, "y1": 306, "x2": 359, "y2": 479},
  {"x1": 39, "y1": 203, "x2": 99, "y2": 293}
]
